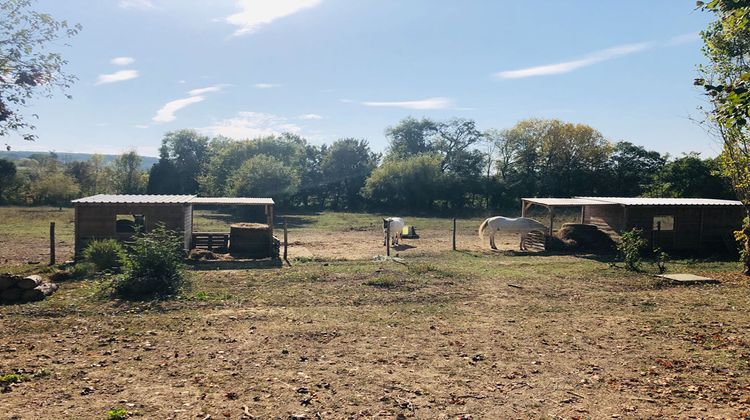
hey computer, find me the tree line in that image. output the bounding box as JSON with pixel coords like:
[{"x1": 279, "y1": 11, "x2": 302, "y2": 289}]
[{"x1": 0, "y1": 117, "x2": 736, "y2": 213}]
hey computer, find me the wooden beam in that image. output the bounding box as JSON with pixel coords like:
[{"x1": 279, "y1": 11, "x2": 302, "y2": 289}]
[
  {"x1": 548, "y1": 207, "x2": 555, "y2": 235},
  {"x1": 698, "y1": 207, "x2": 705, "y2": 250},
  {"x1": 452, "y1": 218, "x2": 457, "y2": 251},
  {"x1": 49, "y1": 222, "x2": 55, "y2": 266},
  {"x1": 266, "y1": 205, "x2": 274, "y2": 258}
]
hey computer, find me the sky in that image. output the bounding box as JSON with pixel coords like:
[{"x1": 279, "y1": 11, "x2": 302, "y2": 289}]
[{"x1": 5, "y1": 0, "x2": 721, "y2": 157}]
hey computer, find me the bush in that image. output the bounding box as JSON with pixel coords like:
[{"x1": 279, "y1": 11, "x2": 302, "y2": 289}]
[
  {"x1": 617, "y1": 228, "x2": 647, "y2": 271},
  {"x1": 113, "y1": 225, "x2": 188, "y2": 299},
  {"x1": 83, "y1": 239, "x2": 127, "y2": 272}
]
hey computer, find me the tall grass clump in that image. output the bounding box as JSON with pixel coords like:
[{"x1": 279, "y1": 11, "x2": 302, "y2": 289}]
[
  {"x1": 114, "y1": 225, "x2": 188, "y2": 299},
  {"x1": 83, "y1": 239, "x2": 127, "y2": 272}
]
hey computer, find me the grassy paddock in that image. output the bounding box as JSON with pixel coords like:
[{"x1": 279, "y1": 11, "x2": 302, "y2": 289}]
[{"x1": 0, "y1": 208, "x2": 748, "y2": 418}]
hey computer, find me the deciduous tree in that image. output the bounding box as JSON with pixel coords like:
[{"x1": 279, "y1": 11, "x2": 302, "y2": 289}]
[{"x1": 0, "y1": 0, "x2": 80, "y2": 143}]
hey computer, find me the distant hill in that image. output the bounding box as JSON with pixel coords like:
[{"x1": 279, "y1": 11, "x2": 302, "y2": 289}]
[{"x1": 0, "y1": 151, "x2": 158, "y2": 170}]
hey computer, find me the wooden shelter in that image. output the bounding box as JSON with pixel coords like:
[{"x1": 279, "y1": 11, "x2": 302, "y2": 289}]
[
  {"x1": 521, "y1": 197, "x2": 745, "y2": 252},
  {"x1": 72, "y1": 194, "x2": 275, "y2": 257}
]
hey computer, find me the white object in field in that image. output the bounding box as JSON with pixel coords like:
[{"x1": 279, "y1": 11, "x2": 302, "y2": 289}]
[
  {"x1": 383, "y1": 217, "x2": 405, "y2": 246},
  {"x1": 478, "y1": 216, "x2": 547, "y2": 251}
]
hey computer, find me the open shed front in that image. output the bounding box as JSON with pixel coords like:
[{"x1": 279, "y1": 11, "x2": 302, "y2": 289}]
[
  {"x1": 72, "y1": 195, "x2": 275, "y2": 259},
  {"x1": 521, "y1": 196, "x2": 745, "y2": 253}
]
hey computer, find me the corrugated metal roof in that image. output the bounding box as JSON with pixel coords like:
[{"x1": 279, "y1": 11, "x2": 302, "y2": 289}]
[
  {"x1": 189, "y1": 197, "x2": 274, "y2": 205},
  {"x1": 72, "y1": 194, "x2": 196, "y2": 204},
  {"x1": 575, "y1": 197, "x2": 744, "y2": 206},
  {"x1": 522, "y1": 197, "x2": 611, "y2": 206}
]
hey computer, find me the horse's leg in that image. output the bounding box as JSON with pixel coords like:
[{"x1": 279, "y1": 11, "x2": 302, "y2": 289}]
[
  {"x1": 520, "y1": 233, "x2": 527, "y2": 251},
  {"x1": 490, "y1": 232, "x2": 497, "y2": 250}
]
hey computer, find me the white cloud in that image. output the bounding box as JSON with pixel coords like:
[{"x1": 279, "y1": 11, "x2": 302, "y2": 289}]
[
  {"x1": 298, "y1": 113, "x2": 323, "y2": 120},
  {"x1": 188, "y1": 85, "x2": 225, "y2": 96},
  {"x1": 118, "y1": 0, "x2": 155, "y2": 10},
  {"x1": 358, "y1": 97, "x2": 453, "y2": 110},
  {"x1": 254, "y1": 83, "x2": 282, "y2": 89},
  {"x1": 226, "y1": 0, "x2": 322, "y2": 36},
  {"x1": 202, "y1": 111, "x2": 301, "y2": 138},
  {"x1": 665, "y1": 32, "x2": 700, "y2": 46},
  {"x1": 152, "y1": 96, "x2": 205, "y2": 123},
  {"x1": 150, "y1": 84, "x2": 226, "y2": 124},
  {"x1": 494, "y1": 42, "x2": 652, "y2": 79},
  {"x1": 111, "y1": 56, "x2": 135, "y2": 66},
  {"x1": 95, "y1": 69, "x2": 139, "y2": 85}
]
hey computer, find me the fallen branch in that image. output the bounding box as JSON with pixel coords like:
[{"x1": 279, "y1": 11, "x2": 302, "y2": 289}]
[{"x1": 507, "y1": 283, "x2": 523, "y2": 289}]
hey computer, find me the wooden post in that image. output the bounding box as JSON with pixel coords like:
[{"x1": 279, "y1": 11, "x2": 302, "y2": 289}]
[
  {"x1": 207, "y1": 233, "x2": 213, "y2": 251},
  {"x1": 266, "y1": 205, "x2": 274, "y2": 259},
  {"x1": 548, "y1": 207, "x2": 555, "y2": 235},
  {"x1": 386, "y1": 224, "x2": 391, "y2": 257},
  {"x1": 580, "y1": 206, "x2": 586, "y2": 224},
  {"x1": 49, "y1": 222, "x2": 56, "y2": 266},
  {"x1": 698, "y1": 208, "x2": 705, "y2": 250},
  {"x1": 452, "y1": 218, "x2": 457, "y2": 251},
  {"x1": 283, "y1": 218, "x2": 288, "y2": 261}
]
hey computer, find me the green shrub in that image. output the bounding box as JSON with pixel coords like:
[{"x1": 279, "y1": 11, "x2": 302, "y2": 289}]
[
  {"x1": 83, "y1": 239, "x2": 127, "y2": 272},
  {"x1": 107, "y1": 408, "x2": 128, "y2": 420},
  {"x1": 618, "y1": 228, "x2": 647, "y2": 271},
  {"x1": 114, "y1": 225, "x2": 188, "y2": 299}
]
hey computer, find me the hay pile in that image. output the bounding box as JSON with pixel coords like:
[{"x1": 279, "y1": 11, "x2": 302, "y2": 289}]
[
  {"x1": 0, "y1": 274, "x2": 58, "y2": 304},
  {"x1": 555, "y1": 223, "x2": 615, "y2": 253}
]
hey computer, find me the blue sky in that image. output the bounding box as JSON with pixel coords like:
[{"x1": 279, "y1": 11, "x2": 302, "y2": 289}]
[{"x1": 8, "y1": 0, "x2": 719, "y2": 157}]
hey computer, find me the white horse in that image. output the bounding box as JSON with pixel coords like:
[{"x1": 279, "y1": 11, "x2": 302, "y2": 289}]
[
  {"x1": 383, "y1": 217, "x2": 405, "y2": 247},
  {"x1": 478, "y1": 216, "x2": 547, "y2": 250}
]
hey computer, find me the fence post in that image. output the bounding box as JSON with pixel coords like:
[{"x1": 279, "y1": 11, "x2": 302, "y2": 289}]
[
  {"x1": 283, "y1": 218, "x2": 288, "y2": 261},
  {"x1": 49, "y1": 222, "x2": 56, "y2": 265},
  {"x1": 386, "y1": 224, "x2": 391, "y2": 257},
  {"x1": 452, "y1": 218, "x2": 457, "y2": 251}
]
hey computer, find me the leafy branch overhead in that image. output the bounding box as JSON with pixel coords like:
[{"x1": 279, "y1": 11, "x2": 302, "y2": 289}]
[
  {"x1": 697, "y1": 0, "x2": 750, "y2": 274},
  {"x1": 0, "y1": 0, "x2": 81, "y2": 141}
]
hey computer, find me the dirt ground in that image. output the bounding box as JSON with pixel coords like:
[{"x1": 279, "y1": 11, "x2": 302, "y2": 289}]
[
  {"x1": 1, "y1": 208, "x2": 750, "y2": 418},
  {"x1": 286, "y1": 227, "x2": 522, "y2": 260}
]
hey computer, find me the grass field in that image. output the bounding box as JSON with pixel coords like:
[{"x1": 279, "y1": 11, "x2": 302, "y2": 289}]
[{"x1": 1, "y1": 207, "x2": 749, "y2": 418}]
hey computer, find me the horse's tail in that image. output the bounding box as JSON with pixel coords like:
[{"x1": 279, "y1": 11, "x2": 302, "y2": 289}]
[{"x1": 478, "y1": 218, "x2": 489, "y2": 241}]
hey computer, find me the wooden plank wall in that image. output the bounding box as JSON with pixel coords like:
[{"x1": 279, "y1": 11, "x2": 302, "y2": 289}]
[
  {"x1": 75, "y1": 203, "x2": 187, "y2": 255},
  {"x1": 583, "y1": 205, "x2": 624, "y2": 240},
  {"x1": 625, "y1": 206, "x2": 743, "y2": 251}
]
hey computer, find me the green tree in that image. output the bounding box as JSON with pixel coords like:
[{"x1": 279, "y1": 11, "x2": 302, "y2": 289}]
[
  {"x1": 227, "y1": 154, "x2": 300, "y2": 202},
  {"x1": 29, "y1": 171, "x2": 79, "y2": 207},
  {"x1": 697, "y1": 0, "x2": 750, "y2": 273},
  {"x1": 0, "y1": 0, "x2": 81, "y2": 143},
  {"x1": 109, "y1": 151, "x2": 146, "y2": 194},
  {"x1": 297, "y1": 143, "x2": 327, "y2": 208},
  {"x1": 65, "y1": 160, "x2": 98, "y2": 196},
  {"x1": 322, "y1": 138, "x2": 377, "y2": 210},
  {"x1": 200, "y1": 134, "x2": 306, "y2": 196},
  {"x1": 147, "y1": 159, "x2": 180, "y2": 194},
  {"x1": 363, "y1": 154, "x2": 445, "y2": 211},
  {"x1": 606, "y1": 141, "x2": 665, "y2": 197},
  {"x1": 0, "y1": 158, "x2": 16, "y2": 203},
  {"x1": 153, "y1": 129, "x2": 210, "y2": 194},
  {"x1": 646, "y1": 153, "x2": 733, "y2": 199},
  {"x1": 433, "y1": 118, "x2": 483, "y2": 172},
  {"x1": 384, "y1": 117, "x2": 437, "y2": 160}
]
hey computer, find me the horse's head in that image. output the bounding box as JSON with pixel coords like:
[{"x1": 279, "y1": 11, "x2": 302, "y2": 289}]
[{"x1": 382, "y1": 218, "x2": 389, "y2": 229}]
